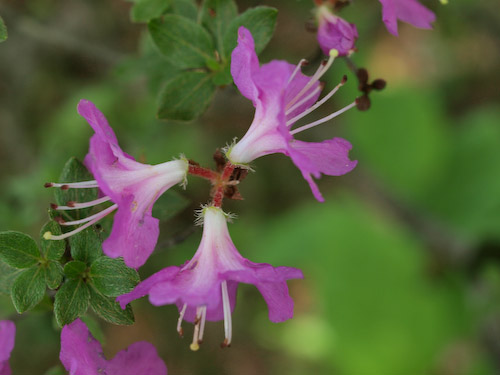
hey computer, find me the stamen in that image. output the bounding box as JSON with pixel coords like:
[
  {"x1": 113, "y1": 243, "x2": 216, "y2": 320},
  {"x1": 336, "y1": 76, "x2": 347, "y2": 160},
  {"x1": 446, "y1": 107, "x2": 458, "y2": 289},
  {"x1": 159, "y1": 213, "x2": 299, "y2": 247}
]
[
  {"x1": 43, "y1": 204, "x2": 118, "y2": 241},
  {"x1": 51, "y1": 196, "x2": 111, "y2": 211},
  {"x1": 57, "y1": 204, "x2": 117, "y2": 226},
  {"x1": 286, "y1": 49, "x2": 339, "y2": 110},
  {"x1": 286, "y1": 59, "x2": 308, "y2": 86},
  {"x1": 290, "y1": 101, "x2": 357, "y2": 135},
  {"x1": 44, "y1": 180, "x2": 99, "y2": 189},
  {"x1": 198, "y1": 306, "x2": 207, "y2": 342},
  {"x1": 285, "y1": 84, "x2": 323, "y2": 118},
  {"x1": 177, "y1": 303, "x2": 187, "y2": 337},
  {"x1": 190, "y1": 307, "x2": 202, "y2": 351},
  {"x1": 221, "y1": 281, "x2": 232, "y2": 348},
  {"x1": 287, "y1": 75, "x2": 347, "y2": 127}
]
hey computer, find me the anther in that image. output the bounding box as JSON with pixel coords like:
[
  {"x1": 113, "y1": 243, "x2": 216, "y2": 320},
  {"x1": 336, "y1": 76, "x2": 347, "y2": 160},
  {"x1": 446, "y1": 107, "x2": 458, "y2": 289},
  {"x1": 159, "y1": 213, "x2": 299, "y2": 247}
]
[
  {"x1": 67, "y1": 201, "x2": 76, "y2": 207},
  {"x1": 43, "y1": 231, "x2": 52, "y2": 240},
  {"x1": 220, "y1": 338, "x2": 231, "y2": 349},
  {"x1": 177, "y1": 304, "x2": 187, "y2": 337},
  {"x1": 54, "y1": 217, "x2": 66, "y2": 224},
  {"x1": 50, "y1": 203, "x2": 58, "y2": 209},
  {"x1": 44, "y1": 183, "x2": 53, "y2": 188},
  {"x1": 61, "y1": 185, "x2": 69, "y2": 190}
]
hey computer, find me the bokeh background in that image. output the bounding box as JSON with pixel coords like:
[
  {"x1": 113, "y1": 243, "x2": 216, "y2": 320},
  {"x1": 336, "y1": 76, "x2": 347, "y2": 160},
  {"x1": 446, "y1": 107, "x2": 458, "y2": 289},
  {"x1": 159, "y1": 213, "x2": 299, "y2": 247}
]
[{"x1": 1, "y1": 0, "x2": 500, "y2": 374}]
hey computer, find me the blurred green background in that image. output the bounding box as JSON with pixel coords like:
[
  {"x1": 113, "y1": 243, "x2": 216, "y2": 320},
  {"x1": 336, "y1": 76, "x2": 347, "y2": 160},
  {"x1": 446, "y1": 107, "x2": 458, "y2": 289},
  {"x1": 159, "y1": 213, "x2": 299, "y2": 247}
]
[{"x1": 1, "y1": 0, "x2": 500, "y2": 374}]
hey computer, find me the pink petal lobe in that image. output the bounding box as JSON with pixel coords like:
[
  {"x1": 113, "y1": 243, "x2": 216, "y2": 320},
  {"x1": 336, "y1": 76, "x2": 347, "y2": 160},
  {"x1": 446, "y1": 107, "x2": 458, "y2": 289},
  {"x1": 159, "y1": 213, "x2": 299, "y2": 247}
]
[{"x1": 106, "y1": 342, "x2": 167, "y2": 375}]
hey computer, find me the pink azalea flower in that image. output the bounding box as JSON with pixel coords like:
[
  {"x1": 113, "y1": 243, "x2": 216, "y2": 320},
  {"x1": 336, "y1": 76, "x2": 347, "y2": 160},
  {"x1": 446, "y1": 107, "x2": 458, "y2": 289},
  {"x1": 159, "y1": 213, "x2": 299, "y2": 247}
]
[
  {"x1": 117, "y1": 206, "x2": 303, "y2": 350},
  {"x1": 60, "y1": 318, "x2": 167, "y2": 375},
  {"x1": 225, "y1": 27, "x2": 357, "y2": 202},
  {"x1": 316, "y1": 5, "x2": 358, "y2": 57},
  {"x1": 0, "y1": 321, "x2": 15, "y2": 375},
  {"x1": 379, "y1": 0, "x2": 436, "y2": 36},
  {"x1": 44, "y1": 100, "x2": 189, "y2": 269}
]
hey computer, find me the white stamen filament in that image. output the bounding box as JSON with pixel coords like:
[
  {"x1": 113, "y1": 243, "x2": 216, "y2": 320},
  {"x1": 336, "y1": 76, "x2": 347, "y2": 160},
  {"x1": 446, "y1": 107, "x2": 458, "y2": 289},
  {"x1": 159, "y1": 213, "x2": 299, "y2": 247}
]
[
  {"x1": 190, "y1": 307, "x2": 203, "y2": 351},
  {"x1": 177, "y1": 303, "x2": 187, "y2": 336},
  {"x1": 286, "y1": 80, "x2": 345, "y2": 127},
  {"x1": 221, "y1": 281, "x2": 232, "y2": 347},
  {"x1": 58, "y1": 204, "x2": 118, "y2": 226},
  {"x1": 54, "y1": 196, "x2": 111, "y2": 210},
  {"x1": 286, "y1": 49, "x2": 338, "y2": 110},
  {"x1": 48, "y1": 180, "x2": 98, "y2": 188},
  {"x1": 285, "y1": 85, "x2": 322, "y2": 118},
  {"x1": 198, "y1": 306, "x2": 207, "y2": 342},
  {"x1": 286, "y1": 59, "x2": 308, "y2": 86},
  {"x1": 290, "y1": 101, "x2": 357, "y2": 135},
  {"x1": 43, "y1": 204, "x2": 118, "y2": 241}
]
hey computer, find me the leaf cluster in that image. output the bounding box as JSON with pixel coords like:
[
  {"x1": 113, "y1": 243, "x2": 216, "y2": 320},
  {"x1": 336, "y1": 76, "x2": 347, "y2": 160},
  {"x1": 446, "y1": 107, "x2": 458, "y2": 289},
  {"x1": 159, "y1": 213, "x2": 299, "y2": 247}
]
[
  {"x1": 0, "y1": 158, "x2": 139, "y2": 327},
  {"x1": 129, "y1": 0, "x2": 277, "y2": 121}
]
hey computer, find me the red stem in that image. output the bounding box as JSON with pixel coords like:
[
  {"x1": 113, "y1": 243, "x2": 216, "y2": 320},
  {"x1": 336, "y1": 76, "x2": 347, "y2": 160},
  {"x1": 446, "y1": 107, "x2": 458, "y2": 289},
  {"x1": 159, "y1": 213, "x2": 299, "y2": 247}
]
[
  {"x1": 212, "y1": 163, "x2": 235, "y2": 208},
  {"x1": 188, "y1": 165, "x2": 218, "y2": 181}
]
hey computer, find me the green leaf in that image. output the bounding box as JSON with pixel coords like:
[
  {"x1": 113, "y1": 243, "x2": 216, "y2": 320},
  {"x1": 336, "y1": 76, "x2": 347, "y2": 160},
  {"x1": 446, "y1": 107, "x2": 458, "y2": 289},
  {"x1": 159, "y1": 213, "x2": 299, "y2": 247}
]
[
  {"x1": 11, "y1": 266, "x2": 46, "y2": 313},
  {"x1": 149, "y1": 16, "x2": 215, "y2": 69},
  {"x1": 54, "y1": 279, "x2": 90, "y2": 326},
  {"x1": 54, "y1": 157, "x2": 98, "y2": 220},
  {"x1": 63, "y1": 260, "x2": 87, "y2": 280},
  {"x1": 69, "y1": 227, "x2": 103, "y2": 265},
  {"x1": 89, "y1": 257, "x2": 140, "y2": 297},
  {"x1": 40, "y1": 221, "x2": 65, "y2": 260},
  {"x1": 89, "y1": 285, "x2": 134, "y2": 325},
  {"x1": 201, "y1": 0, "x2": 238, "y2": 57},
  {"x1": 0, "y1": 231, "x2": 41, "y2": 269},
  {"x1": 212, "y1": 64, "x2": 232, "y2": 86},
  {"x1": 157, "y1": 70, "x2": 216, "y2": 121},
  {"x1": 0, "y1": 262, "x2": 23, "y2": 295},
  {"x1": 131, "y1": 0, "x2": 171, "y2": 23},
  {"x1": 169, "y1": 0, "x2": 198, "y2": 20},
  {"x1": 44, "y1": 261, "x2": 63, "y2": 290},
  {"x1": 0, "y1": 16, "x2": 7, "y2": 43},
  {"x1": 152, "y1": 190, "x2": 190, "y2": 220},
  {"x1": 223, "y1": 6, "x2": 277, "y2": 57}
]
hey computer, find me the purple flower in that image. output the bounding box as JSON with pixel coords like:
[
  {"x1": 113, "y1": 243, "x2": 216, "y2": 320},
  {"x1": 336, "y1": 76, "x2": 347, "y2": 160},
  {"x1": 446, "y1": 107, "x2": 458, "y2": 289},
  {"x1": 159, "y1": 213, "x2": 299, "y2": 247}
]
[
  {"x1": 60, "y1": 318, "x2": 167, "y2": 375},
  {"x1": 0, "y1": 321, "x2": 15, "y2": 375},
  {"x1": 225, "y1": 27, "x2": 357, "y2": 202},
  {"x1": 44, "y1": 100, "x2": 189, "y2": 269},
  {"x1": 316, "y1": 5, "x2": 358, "y2": 57},
  {"x1": 379, "y1": 0, "x2": 436, "y2": 36},
  {"x1": 117, "y1": 206, "x2": 303, "y2": 350}
]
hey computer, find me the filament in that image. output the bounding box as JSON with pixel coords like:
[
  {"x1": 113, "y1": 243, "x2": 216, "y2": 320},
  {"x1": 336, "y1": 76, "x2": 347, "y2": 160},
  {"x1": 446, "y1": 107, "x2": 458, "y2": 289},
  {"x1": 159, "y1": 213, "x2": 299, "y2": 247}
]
[
  {"x1": 58, "y1": 204, "x2": 118, "y2": 226},
  {"x1": 52, "y1": 196, "x2": 111, "y2": 210},
  {"x1": 286, "y1": 59, "x2": 308, "y2": 86},
  {"x1": 45, "y1": 180, "x2": 98, "y2": 189},
  {"x1": 221, "y1": 281, "x2": 232, "y2": 347},
  {"x1": 177, "y1": 303, "x2": 187, "y2": 337},
  {"x1": 290, "y1": 101, "x2": 357, "y2": 135}
]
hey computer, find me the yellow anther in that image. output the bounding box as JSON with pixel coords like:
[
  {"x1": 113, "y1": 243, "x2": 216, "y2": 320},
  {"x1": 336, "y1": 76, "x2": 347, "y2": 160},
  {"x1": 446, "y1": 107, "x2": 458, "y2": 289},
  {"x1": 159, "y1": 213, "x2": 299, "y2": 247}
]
[
  {"x1": 329, "y1": 49, "x2": 339, "y2": 58},
  {"x1": 189, "y1": 342, "x2": 200, "y2": 351},
  {"x1": 439, "y1": 0, "x2": 448, "y2": 4},
  {"x1": 43, "y1": 231, "x2": 52, "y2": 240}
]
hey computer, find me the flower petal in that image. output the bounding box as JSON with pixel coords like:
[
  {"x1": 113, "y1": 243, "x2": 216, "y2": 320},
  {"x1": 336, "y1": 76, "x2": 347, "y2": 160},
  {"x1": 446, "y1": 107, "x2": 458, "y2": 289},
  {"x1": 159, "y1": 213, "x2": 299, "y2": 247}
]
[
  {"x1": 317, "y1": 9, "x2": 358, "y2": 56},
  {"x1": 117, "y1": 266, "x2": 180, "y2": 309},
  {"x1": 0, "y1": 321, "x2": 15, "y2": 375},
  {"x1": 106, "y1": 342, "x2": 167, "y2": 375},
  {"x1": 230, "y1": 27, "x2": 260, "y2": 103},
  {"x1": 379, "y1": 0, "x2": 435, "y2": 36},
  {"x1": 60, "y1": 319, "x2": 107, "y2": 375},
  {"x1": 288, "y1": 138, "x2": 358, "y2": 202}
]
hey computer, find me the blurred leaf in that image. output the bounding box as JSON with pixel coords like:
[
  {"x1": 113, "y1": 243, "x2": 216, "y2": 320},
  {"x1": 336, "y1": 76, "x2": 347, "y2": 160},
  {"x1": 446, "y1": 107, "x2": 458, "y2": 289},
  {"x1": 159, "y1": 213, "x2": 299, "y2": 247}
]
[
  {"x1": 131, "y1": 0, "x2": 171, "y2": 22},
  {"x1": 54, "y1": 279, "x2": 90, "y2": 327},
  {"x1": 89, "y1": 285, "x2": 134, "y2": 325},
  {"x1": 0, "y1": 262, "x2": 23, "y2": 295},
  {"x1": 89, "y1": 257, "x2": 140, "y2": 297},
  {"x1": 40, "y1": 221, "x2": 65, "y2": 260},
  {"x1": 63, "y1": 260, "x2": 87, "y2": 280},
  {"x1": 201, "y1": 0, "x2": 238, "y2": 58},
  {"x1": 69, "y1": 227, "x2": 103, "y2": 265},
  {"x1": 11, "y1": 266, "x2": 46, "y2": 313},
  {"x1": 169, "y1": 0, "x2": 198, "y2": 20},
  {"x1": 44, "y1": 261, "x2": 63, "y2": 290},
  {"x1": 238, "y1": 192, "x2": 468, "y2": 375},
  {"x1": 0, "y1": 231, "x2": 41, "y2": 269},
  {"x1": 424, "y1": 108, "x2": 500, "y2": 241},
  {"x1": 347, "y1": 88, "x2": 450, "y2": 201},
  {"x1": 44, "y1": 366, "x2": 66, "y2": 375},
  {"x1": 149, "y1": 16, "x2": 215, "y2": 69},
  {"x1": 152, "y1": 189, "x2": 190, "y2": 220},
  {"x1": 80, "y1": 315, "x2": 106, "y2": 344},
  {"x1": 223, "y1": 6, "x2": 277, "y2": 57},
  {"x1": 54, "y1": 158, "x2": 98, "y2": 220},
  {"x1": 212, "y1": 65, "x2": 232, "y2": 86},
  {"x1": 157, "y1": 70, "x2": 216, "y2": 121},
  {"x1": 0, "y1": 16, "x2": 7, "y2": 42}
]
